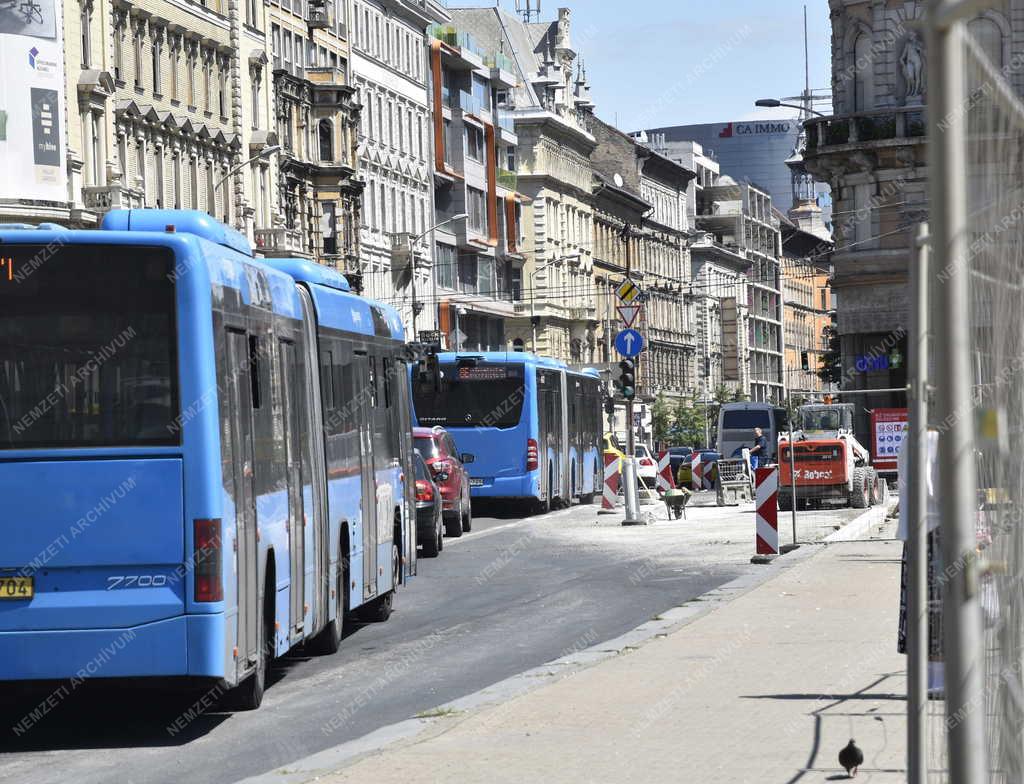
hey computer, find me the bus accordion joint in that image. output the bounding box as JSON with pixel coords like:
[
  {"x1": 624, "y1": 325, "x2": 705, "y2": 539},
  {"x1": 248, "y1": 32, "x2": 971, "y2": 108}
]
[{"x1": 194, "y1": 519, "x2": 223, "y2": 603}]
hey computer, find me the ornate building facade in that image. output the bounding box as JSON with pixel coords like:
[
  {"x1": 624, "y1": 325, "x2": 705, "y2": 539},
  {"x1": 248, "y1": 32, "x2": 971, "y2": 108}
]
[
  {"x1": 350, "y1": 0, "x2": 448, "y2": 332},
  {"x1": 451, "y1": 5, "x2": 597, "y2": 364},
  {"x1": 803, "y1": 0, "x2": 1022, "y2": 434},
  {"x1": 265, "y1": 0, "x2": 361, "y2": 268}
]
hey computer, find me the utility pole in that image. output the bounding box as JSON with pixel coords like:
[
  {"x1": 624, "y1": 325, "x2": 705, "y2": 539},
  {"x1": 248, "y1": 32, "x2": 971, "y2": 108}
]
[{"x1": 621, "y1": 223, "x2": 644, "y2": 526}]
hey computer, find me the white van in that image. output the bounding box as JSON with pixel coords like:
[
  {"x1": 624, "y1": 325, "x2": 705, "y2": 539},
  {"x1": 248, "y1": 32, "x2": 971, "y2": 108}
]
[{"x1": 717, "y1": 402, "x2": 789, "y2": 464}]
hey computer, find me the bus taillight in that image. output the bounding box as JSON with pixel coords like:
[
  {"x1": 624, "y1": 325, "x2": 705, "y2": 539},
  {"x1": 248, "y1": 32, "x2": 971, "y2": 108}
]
[
  {"x1": 194, "y1": 518, "x2": 223, "y2": 602},
  {"x1": 526, "y1": 438, "x2": 539, "y2": 471}
]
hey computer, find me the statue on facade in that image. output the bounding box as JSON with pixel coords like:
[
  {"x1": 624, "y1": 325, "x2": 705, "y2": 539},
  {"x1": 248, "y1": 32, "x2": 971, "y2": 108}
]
[
  {"x1": 556, "y1": 7, "x2": 571, "y2": 51},
  {"x1": 900, "y1": 32, "x2": 926, "y2": 102}
]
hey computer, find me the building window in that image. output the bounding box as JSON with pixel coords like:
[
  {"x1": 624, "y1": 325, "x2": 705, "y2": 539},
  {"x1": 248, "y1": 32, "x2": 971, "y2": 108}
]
[
  {"x1": 436, "y1": 243, "x2": 455, "y2": 289},
  {"x1": 471, "y1": 74, "x2": 489, "y2": 112},
  {"x1": 113, "y1": 20, "x2": 123, "y2": 80},
  {"x1": 203, "y1": 55, "x2": 212, "y2": 112},
  {"x1": 186, "y1": 48, "x2": 196, "y2": 106},
  {"x1": 465, "y1": 124, "x2": 484, "y2": 162},
  {"x1": 151, "y1": 31, "x2": 162, "y2": 94},
  {"x1": 968, "y1": 16, "x2": 1003, "y2": 67},
  {"x1": 318, "y1": 120, "x2": 333, "y2": 162},
  {"x1": 133, "y1": 26, "x2": 144, "y2": 89},
  {"x1": 271, "y1": 25, "x2": 281, "y2": 70},
  {"x1": 90, "y1": 113, "x2": 101, "y2": 185},
  {"x1": 251, "y1": 77, "x2": 260, "y2": 130},
  {"x1": 136, "y1": 138, "x2": 146, "y2": 193},
  {"x1": 170, "y1": 42, "x2": 179, "y2": 100},
  {"x1": 218, "y1": 64, "x2": 227, "y2": 117},
  {"x1": 246, "y1": 0, "x2": 258, "y2": 27},
  {"x1": 80, "y1": 2, "x2": 92, "y2": 68},
  {"x1": 467, "y1": 187, "x2": 487, "y2": 234},
  {"x1": 853, "y1": 33, "x2": 874, "y2": 112},
  {"x1": 172, "y1": 152, "x2": 181, "y2": 209},
  {"x1": 191, "y1": 157, "x2": 199, "y2": 208}
]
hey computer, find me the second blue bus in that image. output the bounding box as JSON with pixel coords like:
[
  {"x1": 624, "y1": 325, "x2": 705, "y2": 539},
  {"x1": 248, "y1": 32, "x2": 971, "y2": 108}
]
[{"x1": 411, "y1": 352, "x2": 603, "y2": 512}]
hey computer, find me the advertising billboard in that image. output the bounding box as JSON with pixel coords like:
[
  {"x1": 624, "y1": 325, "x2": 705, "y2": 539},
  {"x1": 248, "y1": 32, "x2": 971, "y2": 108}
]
[
  {"x1": 870, "y1": 407, "x2": 908, "y2": 472},
  {"x1": 0, "y1": 0, "x2": 67, "y2": 204}
]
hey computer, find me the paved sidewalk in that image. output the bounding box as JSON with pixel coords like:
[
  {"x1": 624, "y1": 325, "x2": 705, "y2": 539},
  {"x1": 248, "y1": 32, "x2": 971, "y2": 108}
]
[{"x1": 285, "y1": 522, "x2": 907, "y2": 784}]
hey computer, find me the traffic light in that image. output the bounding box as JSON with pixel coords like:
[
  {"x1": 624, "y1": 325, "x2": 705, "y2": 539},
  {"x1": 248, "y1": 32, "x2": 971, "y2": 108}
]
[
  {"x1": 604, "y1": 396, "x2": 615, "y2": 417},
  {"x1": 618, "y1": 359, "x2": 636, "y2": 401},
  {"x1": 800, "y1": 351, "x2": 810, "y2": 372}
]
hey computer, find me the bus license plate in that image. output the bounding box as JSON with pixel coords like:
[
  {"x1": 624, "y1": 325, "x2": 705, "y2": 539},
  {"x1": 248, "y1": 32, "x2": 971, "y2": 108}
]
[
  {"x1": 0, "y1": 576, "x2": 33, "y2": 600},
  {"x1": 469, "y1": 478, "x2": 484, "y2": 487}
]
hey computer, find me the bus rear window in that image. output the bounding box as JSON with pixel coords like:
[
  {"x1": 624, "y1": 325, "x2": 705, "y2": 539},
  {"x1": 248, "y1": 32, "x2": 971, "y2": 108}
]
[
  {"x1": 722, "y1": 410, "x2": 772, "y2": 430},
  {"x1": 0, "y1": 244, "x2": 179, "y2": 449},
  {"x1": 413, "y1": 362, "x2": 525, "y2": 429}
]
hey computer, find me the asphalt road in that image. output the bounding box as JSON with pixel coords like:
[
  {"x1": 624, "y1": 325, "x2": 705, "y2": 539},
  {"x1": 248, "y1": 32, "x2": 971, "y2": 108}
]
[{"x1": 0, "y1": 499, "x2": 832, "y2": 784}]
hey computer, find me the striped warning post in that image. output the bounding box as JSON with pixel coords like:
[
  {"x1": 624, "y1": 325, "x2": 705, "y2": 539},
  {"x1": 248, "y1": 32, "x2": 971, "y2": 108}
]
[
  {"x1": 602, "y1": 453, "x2": 621, "y2": 510},
  {"x1": 690, "y1": 453, "x2": 702, "y2": 491},
  {"x1": 656, "y1": 451, "x2": 675, "y2": 493},
  {"x1": 702, "y1": 455, "x2": 716, "y2": 491},
  {"x1": 755, "y1": 466, "x2": 779, "y2": 555}
]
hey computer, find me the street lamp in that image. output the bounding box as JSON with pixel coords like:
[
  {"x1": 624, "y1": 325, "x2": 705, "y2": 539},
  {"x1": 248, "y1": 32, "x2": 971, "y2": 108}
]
[
  {"x1": 215, "y1": 144, "x2": 282, "y2": 192},
  {"x1": 405, "y1": 212, "x2": 468, "y2": 339},
  {"x1": 213, "y1": 144, "x2": 282, "y2": 225},
  {"x1": 754, "y1": 98, "x2": 826, "y2": 118},
  {"x1": 529, "y1": 253, "x2": 581, "y2": 352}
]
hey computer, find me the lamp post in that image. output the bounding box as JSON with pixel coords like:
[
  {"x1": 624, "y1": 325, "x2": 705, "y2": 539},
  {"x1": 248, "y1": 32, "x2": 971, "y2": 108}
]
[
  {"x1": 529, "y1": 253, "x2": 581, "y2": 353},
  {"x1": 753, "y1": 98, "x2": 827, "y2": 118},
  {"x1": 213, "y1": 144, "x2": 282, "y2": 226},
  {"x1": 403, "y1": 212, "x2": 468, "y2": 339}
]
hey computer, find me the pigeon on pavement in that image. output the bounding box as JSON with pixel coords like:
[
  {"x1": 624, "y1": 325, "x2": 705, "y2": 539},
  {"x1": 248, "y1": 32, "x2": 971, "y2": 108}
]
[{"x1": 839, "y1": 739, "x2": 864, "y2": 778}]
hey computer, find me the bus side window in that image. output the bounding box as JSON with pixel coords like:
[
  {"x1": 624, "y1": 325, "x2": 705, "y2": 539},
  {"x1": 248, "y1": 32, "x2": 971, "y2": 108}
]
[{"x1": 249, "y1": 335, "x2": 262, "y2": 409}]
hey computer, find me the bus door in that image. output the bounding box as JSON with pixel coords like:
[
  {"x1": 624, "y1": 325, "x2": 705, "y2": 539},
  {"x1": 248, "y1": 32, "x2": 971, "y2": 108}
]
[
  {"x1": 557, "y1": 370, "x2": 569, "y2": 500},
  {"x1": 353, "y1": 350, "x2": 379, "y2": 600},
  {"x1": 226, "y1": 330, "x2": 259, "y2": 676},
  {"x1": 297, "y1": 287, "x2": 328, "y2": 633},
  {"x1": 279, "y1": 340, "x2": 305, "y2": 640}
]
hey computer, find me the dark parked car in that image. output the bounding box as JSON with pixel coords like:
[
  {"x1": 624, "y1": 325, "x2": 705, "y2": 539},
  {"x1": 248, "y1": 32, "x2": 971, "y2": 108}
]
[
  {"x1": 413, "y1": 449, "x2": 443, "y2": 558},
  {"x1": 413, "y1": 426, "x2": 473, "y2": 538},
  {"x1": 667, "y1": 447, "x2": 693, "y2": 476}
]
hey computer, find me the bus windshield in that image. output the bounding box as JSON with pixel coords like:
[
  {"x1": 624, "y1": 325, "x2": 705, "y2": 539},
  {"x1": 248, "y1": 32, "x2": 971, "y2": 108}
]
[
  {"x1": 722, "y1": 410, "x2": 771, "y2": 430},
  {"x1": 413, "y1": 361, "x2": 525, "y2": 428},
  {"x1": 0, "y1": 245, "x2": 180, "y2": 449}
]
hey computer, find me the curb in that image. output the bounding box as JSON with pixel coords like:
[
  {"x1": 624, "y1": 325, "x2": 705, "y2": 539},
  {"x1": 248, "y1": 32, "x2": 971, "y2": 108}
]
[
  {"x1": 235, "y1": 526, "x2": 825, "y2": 784},
  {"x1": 823, "y1": 503, "x2": 893, "y2": 543}
]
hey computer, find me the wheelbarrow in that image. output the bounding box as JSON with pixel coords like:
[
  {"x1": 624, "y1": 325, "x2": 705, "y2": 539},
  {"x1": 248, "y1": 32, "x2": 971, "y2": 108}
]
[{"x1": 663, "y1": 487, "x2": 692, "y2": 520}]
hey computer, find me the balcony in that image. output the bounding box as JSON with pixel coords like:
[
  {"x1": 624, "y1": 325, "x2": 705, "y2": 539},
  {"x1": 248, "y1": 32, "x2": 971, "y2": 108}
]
[
  {"x1": 429, "y1": 25, "x2": 486, "y2": 59},
  {"x1": 81, "y1": 183, "x2": 145, "y2": 213},
  {"x1": 496, "y1": 110, "x2": 515, "y2": 133},
  {"x1": 306, "y1": 2, "x2": 330, "y2": 28},
  {"x1": 496, "y1": 168, "x2": 517, "y2": 191},
  {"x1": 457, "y1": 90, "x2": 484, "y2": 117},
  {"x1": 254, "y1": 227, "x2": 306, "y2": 257},
  {"x1": 804, "y1": 107, "x2": 927, "y2": 153}
]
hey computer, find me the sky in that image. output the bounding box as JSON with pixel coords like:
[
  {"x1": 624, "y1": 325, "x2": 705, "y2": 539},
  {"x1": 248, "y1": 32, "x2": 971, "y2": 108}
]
[{"x1": 444, "y1": 0, "x2": 833, "y2": 131}]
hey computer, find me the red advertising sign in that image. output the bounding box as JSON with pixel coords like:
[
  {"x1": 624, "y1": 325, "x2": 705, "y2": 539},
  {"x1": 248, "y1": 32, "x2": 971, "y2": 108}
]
[{"x1": 871, "y1": 408, "x2": 908, "y2": 471}]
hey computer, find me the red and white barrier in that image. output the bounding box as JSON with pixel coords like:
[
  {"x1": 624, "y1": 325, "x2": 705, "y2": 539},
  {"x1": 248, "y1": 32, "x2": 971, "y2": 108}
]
[
  {"x1": 602, "y1": 453, "x2": 621, "y2": 510},
  {"x1": 656, "y1": 451, "x2": 675, "y2": 493},
  {"x1": 755, "y1": 466, "x2": 779, "y2": 556},
  {"x1": 702, "y1": 456, "x2": 716, "y2": 490},
  {"x1": 690, "y1": 453, "x2": 702, "y2": 491}
]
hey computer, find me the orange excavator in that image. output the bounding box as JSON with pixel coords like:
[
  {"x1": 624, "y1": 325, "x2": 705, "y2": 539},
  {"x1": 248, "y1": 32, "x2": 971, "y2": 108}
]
[{"x1": 778, "y1": 403, "x2": 887, "y2": 511}]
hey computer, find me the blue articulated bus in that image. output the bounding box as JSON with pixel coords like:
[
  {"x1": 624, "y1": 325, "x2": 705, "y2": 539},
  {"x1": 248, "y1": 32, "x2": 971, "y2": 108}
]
[
  {"x1": 410, "y1": 352, "x2": 602, "y2": 512},
  {"x1": 0, "y1": 210, "x2": 414, "y2": 709}
]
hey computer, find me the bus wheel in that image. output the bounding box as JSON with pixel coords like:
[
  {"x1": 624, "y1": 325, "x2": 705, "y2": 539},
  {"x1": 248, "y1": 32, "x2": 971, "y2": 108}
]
[
  {"x1": 227, "y1": 580, "x2": 273, "y2": 710},
  {"x1": 309, "y1": 551, "x2": 346, "y2": 655},
  {"x1": 363, "y1": 543, "x2": 398, "y2": 623}
]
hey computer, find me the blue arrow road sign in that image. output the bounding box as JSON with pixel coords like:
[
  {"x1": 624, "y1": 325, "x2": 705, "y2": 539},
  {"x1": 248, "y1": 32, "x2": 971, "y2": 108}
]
[{"x1": 615, "y1": 328, "x2": 644, "y2": 358}]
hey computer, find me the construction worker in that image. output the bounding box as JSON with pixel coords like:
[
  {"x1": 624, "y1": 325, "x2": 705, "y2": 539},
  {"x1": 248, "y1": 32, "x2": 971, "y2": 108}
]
[{"x1": 749, "y1": 427, "x2": 768, "y2": 469}]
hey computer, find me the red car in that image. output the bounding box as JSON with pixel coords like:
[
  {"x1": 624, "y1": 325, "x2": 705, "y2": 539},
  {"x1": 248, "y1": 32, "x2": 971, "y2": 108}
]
[{"x1": 413, "y1": 426, "x2": 473, "y2": 538}]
